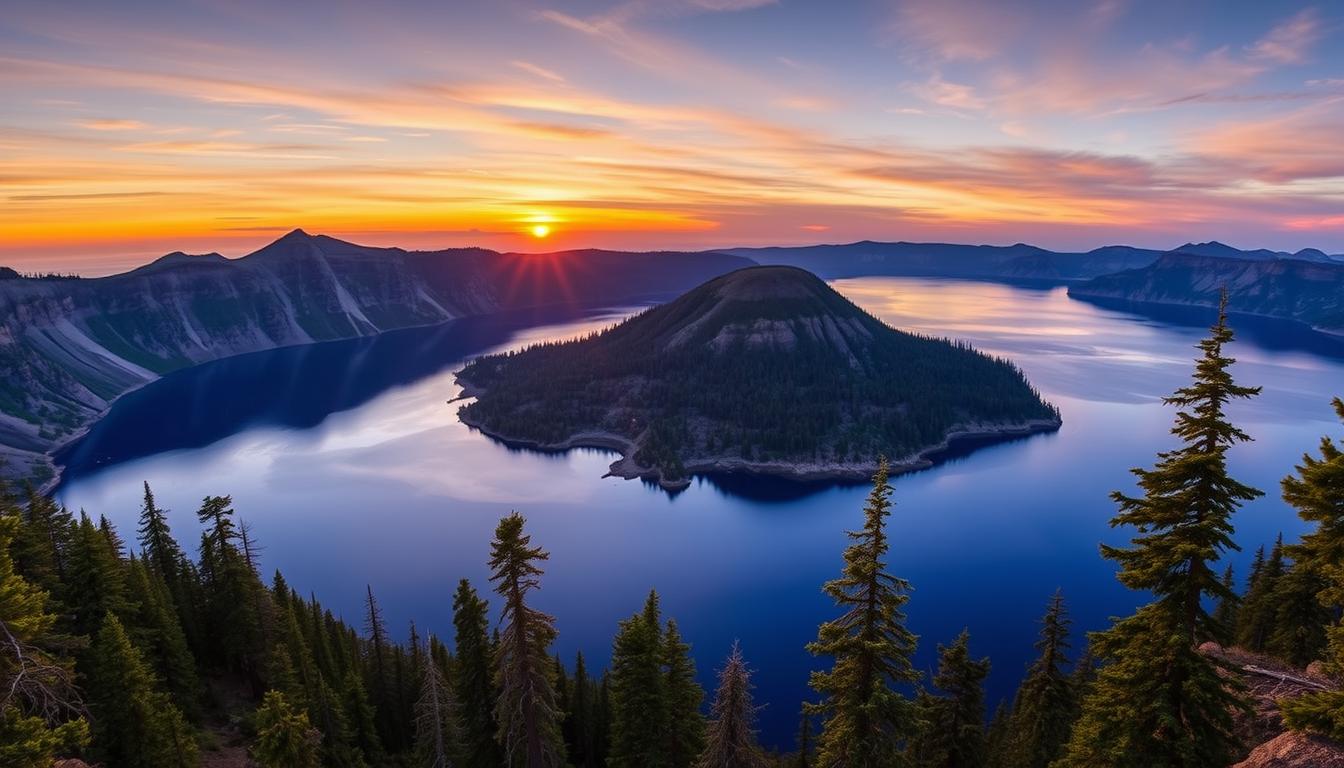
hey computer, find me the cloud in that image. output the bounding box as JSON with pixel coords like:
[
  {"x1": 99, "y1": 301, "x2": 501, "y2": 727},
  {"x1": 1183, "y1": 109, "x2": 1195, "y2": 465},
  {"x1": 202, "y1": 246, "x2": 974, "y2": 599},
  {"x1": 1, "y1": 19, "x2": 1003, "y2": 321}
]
[
  {"x1": 75, "y1": 118, "x2": 146, "y2": 131},
  {"x1": 511, "y1": 60, "x2": 566, "y2": 83},
  {"x1": 1247, "y1": 8, "x2": 1322, "y2": 64}
]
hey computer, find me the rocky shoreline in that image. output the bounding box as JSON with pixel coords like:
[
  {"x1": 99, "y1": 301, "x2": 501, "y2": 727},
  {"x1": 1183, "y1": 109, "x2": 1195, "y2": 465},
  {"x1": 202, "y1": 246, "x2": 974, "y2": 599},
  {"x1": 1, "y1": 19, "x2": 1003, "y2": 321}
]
[{"x1": 456, "y1": 378, "x2": 1061, "y2": 490}]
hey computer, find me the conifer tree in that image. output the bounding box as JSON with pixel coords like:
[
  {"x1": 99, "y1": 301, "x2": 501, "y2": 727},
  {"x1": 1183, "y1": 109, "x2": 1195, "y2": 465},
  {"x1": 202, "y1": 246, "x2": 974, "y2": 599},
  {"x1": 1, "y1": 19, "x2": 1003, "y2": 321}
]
[
  {"x1": 665, "y1": 618, "x2": 708, "y2": 767},
  {"x1": 609, "y1": 591, "x2": 670, "y2": 768},
  {"x1": 806, "y1": 457, "x2": 921, "y2": 766},
  {"x1": 252, "y1": 689, "x2": 321, "y2": 768},
  {"x1": 0, "y1": 514, "x2": 88, "y2": 768},
  {"x1": 1212, "y1": 565, "x2": 1237, "y2": 644},
  {"x1": 342, "y1": 668, "x2": 385, "y2": 765},
  {"x1": 794, "y1": 712, "x2": 813, "y2": 768},
  {"x1": 488, "y1": 512, "x2": 564, "y2": 767},
  {"x1": 911, "y1": 629, "x2": 990, "y2": 768},
  {"x1": 985, "y1": 702, "x2": 1010, "y2": 768},
  {"x1": 565, "y1": 650, "x2": 597, "y2": 766},
  {"x1": 454, "y1": 578, "x2": 502, "y2": 768},
  {"x1": 415, "y1": 639, "x2": 462, "y2": 768},
  {"x1": 1003, "y1": 591, "x2": 1074, "y2": 768},
  {"x1": 1277, "y1": 397, "x2": 1344, "y2": 737},
  {"x1": 696, "y1": 642, "x2": 766, "y2": 768},
  {"x1": 63, "y1": 513, "x2": 132, "y2": 637},
  {"x1": 1061, "y1": 298, "x2": 1259, "y2": 767},
  {"x1": 1266, "y1": 562, "x2": 1330, "y2": 666},
  {"x1": 1237, "y1": 536, "x2": 1285, "y2": 651},
  {"x1": 9, "y1": 489, "x2": 73, "y2": 596},
  {"x1": 86, "y1": 612, "x2": 198, "y2": 768},
  {"x1": 126, "y1": 556, "x2": 200, "y2": 719}
]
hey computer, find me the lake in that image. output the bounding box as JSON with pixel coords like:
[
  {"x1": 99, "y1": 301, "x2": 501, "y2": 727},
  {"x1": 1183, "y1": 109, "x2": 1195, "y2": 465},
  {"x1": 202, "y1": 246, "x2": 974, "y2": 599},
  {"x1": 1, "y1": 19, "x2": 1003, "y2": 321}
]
[{"x1": 55, "y1": 278, "x2": 1344, "y2": 749}]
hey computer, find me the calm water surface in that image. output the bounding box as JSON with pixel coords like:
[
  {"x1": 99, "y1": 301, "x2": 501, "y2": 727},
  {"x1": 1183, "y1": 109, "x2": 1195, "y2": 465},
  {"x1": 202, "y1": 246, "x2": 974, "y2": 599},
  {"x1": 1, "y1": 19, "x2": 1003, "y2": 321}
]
[{"x1": 56, "y1": 278, "x2": 1344, "y2": 748}]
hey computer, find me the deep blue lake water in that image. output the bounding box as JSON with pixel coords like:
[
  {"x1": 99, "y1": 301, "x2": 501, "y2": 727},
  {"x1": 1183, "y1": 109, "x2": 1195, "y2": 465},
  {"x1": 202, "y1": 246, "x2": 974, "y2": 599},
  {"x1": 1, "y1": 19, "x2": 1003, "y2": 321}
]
[{"x1": 55, "y1": 278, "x2": 1344, "y2": 750}]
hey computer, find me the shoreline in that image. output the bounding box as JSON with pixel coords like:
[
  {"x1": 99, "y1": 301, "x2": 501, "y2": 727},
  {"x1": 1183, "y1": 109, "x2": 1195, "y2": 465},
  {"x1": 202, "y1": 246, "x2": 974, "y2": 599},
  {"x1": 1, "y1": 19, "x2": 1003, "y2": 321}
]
[
  {"x1": 455, "y1": 381, "x2": 1061, "y2": 490},
  {"x1": 1066, "y1": 290, "x2": 1344, "y2": 340}
]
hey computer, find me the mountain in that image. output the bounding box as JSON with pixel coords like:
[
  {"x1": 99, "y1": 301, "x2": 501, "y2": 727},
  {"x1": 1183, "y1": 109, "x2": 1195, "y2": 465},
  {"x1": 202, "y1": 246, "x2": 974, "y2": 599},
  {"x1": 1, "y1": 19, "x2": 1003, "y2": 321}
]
[
  {"x1": 0, "y1": 230, "x2": 752, "y2": 484},
  {"x1": 1068, "y1": 253, "x2": 1344, "y2": 335},
  {"x1": 456, "y1": 266, "x2": 1060, "y2": 488},
  {"x1": 721, "y1": 241, "x2": 1165, "y2": 281},
  {"x1": 0, "y1": 266, "x2": 19, "y2": 280}
]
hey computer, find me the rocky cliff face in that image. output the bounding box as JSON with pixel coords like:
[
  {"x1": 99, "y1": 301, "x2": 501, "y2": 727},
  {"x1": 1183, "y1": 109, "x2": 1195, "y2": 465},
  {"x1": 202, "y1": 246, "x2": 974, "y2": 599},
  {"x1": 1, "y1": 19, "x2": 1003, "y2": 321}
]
[
  {"x1": 0, "y1": 230, "x2": 752, "y2": 484},
  {"x1": 1068, "y1": 253, "x2": 1344, "y2": 335}
]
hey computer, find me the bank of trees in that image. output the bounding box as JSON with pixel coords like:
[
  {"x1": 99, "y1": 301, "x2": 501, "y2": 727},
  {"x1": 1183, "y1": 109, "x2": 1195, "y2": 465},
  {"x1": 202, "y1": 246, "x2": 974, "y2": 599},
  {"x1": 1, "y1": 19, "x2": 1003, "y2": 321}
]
[{"x1": 5, "y1": 299, "x2": 1344, "y2": 767}]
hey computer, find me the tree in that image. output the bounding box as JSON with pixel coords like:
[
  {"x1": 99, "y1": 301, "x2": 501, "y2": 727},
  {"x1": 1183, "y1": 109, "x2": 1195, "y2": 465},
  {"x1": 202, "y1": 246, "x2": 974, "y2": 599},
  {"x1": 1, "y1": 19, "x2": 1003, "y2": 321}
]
[
  {"x1": 488, "y1": 512, "x2": 564, "y2": 767},
  {"x1": 912, "y1": 629, "x2": 989, "y2": 768},
  {"x1": 414, "y1": 640, "x2": 462, "y2": 768},
  {"x1": 454, "y1": 578, "x2": 502, "y2": 768},
  {"x1": 1278, "y1": 397, "x2": 1344, "y2": 738},
  {"x1": 85, "y1": 612, "x2": 198, "y2": 768},
  {"x1": 63, "y1": 513, "x2": 131, "y2": 637},
  {"x1": 806, "y1": 457, "x2": 921, "y2": 766},
  {"x1": 126, "y1": 556, "x2": 201, "y2": 719},
  {"x1": 0, "y1": 513, "x2": 88, "y2": 768},
  {"x1": 664, "y1": 618, "x2": 707, "y2": 767},
  {"x1": 609, "y1": 591, "x2": 670, "y2": 768},
  {"x1": 1003, "y1": 591, "x2": 1075, "y2": 768},
  {"x1": 1266, "y1": 561, "x2": 1330, "y2": 666},
  {"x1": 794, "y1": 712, "x2": 813, "y2": 768},
  {"x1": 696, "y1": 642, "x2": 766, "y2": 768},
  {"x1": 1237, "y1": 536, "x2": 1285, "y2": 652},
  {"x1": 252, "y1": 689, "x2": 321, "y2": 768},
  {"x1": 1060, "y1": 297, "x2": 1259, "y2": 767}
]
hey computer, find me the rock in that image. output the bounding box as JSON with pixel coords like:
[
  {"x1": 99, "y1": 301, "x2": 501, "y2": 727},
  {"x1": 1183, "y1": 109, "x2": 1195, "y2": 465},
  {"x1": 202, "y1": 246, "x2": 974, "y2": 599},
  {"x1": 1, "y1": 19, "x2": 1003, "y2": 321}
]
[
  {"x1": 1307, "y1": 661, "x2": 1329, "y2": 679},
  {"x1": 1233, "y1": 731, "x2": 1344, "y2": 767}
]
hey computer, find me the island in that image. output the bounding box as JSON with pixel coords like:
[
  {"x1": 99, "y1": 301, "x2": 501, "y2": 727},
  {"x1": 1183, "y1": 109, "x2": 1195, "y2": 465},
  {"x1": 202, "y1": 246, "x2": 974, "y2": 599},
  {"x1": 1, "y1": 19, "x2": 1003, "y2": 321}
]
[{"x1": 455, "y1": 266, "x2": 1061, "y2": 489}]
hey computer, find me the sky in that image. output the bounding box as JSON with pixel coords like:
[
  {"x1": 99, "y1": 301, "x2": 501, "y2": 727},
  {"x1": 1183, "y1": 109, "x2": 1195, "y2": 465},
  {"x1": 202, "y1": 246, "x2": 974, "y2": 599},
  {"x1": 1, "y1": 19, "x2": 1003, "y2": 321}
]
[{"x1": 2, "y1": 0, "x2": 1342, "y2": 274}]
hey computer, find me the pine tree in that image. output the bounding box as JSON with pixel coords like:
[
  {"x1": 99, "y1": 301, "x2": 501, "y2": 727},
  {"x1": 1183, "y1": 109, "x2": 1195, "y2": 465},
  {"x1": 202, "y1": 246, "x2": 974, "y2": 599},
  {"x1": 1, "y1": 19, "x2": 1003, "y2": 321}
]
[
  {"x1": 252, "y1": 689, "x2": 321, "y2": 768},
  {"x1": 806, "y1": 457, "x2": 921, "y2": 766},
  {"x1": 415, "y1": 640, "x2": 462, "y2": 768},
  {"x1": 794, "y1": 712, "x2": 813, "y2": 768},
  {"x1": 342, "y1": 668, "x2": 385, "y2": 765},
  {"x1": 1003, "y1": 591, "x2": 1075, "y2": 768},
  {"x1": 1237, "y1": 536, "x2": 1285, "y2": 652},
  {"x1": 609, "y1": 591, "x2": 670, "y2": 768},
  {"x1": 665, "y1": 618, "x2": 708, "y2": 767},
  {"x1": 985, "y1": 702, "x2": 1010, "y2": 768},
  {"x1": 0, "y1": 513, "x2": 89, "y2": 768},
  {"x1": 696, "y1": 642, "x2": 766, "y2": 768},
  {"x1": 63, "y1": 512, "x2": 132, "y2": 637},
  {"x1": 1277, "y1": 397, "x2": 1344, "y2": 737},
  {"x1": 1266, "y1": 561, "x2": 1330, "y2": 666},
  {"x1": 566, "y1": 651, "x2": 598, "y2": 767},
  {"x1": 86, "y1": 612, "x2": 198, "y2": 768},
  {"x1": 489, "y1": 512, "x2": 565, "y2": 767},
  {"x1": 9, "y1": 489, "x2": 74, "y2": 597},
  {"x1": 126, "y1": 556, "x2": 201, "y2": 720},
  {"x1": 454, "y1": 578, "x2": 502, "y2": 768},
  {"x1": 136, "y1": 482, "x2": 200, "y2": 648},
  {"x1": 1060, "y1": 298, "x2": 1259, "y2": 767},
  {"x1": 912, "y1": 629, "x2": 990, "y2": 768}
]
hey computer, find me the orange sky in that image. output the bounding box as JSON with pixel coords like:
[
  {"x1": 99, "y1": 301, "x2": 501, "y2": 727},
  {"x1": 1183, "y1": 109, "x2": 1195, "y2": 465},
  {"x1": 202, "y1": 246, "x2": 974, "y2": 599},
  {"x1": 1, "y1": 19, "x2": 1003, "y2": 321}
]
[{"x1": 2, "y1": 0, "x2": 1342, "y2": 274}]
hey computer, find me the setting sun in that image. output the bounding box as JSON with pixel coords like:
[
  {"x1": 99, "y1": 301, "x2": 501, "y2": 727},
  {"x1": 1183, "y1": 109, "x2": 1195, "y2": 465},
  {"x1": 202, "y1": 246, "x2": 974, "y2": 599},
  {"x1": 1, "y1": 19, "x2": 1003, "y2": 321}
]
[{"x1": 530, "y1": 224, "x2": 551, "y2": 239}]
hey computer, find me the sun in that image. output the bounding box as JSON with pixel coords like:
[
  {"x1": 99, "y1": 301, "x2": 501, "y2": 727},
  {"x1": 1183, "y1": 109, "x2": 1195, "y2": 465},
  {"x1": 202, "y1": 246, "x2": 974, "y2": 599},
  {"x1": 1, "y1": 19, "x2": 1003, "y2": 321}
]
[{"x1": 530, "y1": 224, "x2": 551, "y2": 239}]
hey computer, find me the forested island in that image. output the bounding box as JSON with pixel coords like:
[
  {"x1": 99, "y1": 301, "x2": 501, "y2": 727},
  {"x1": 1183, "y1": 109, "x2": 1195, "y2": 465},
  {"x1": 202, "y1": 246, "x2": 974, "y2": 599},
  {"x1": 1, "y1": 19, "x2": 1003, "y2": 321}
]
[
  {"x1": 5, "y1": 304, "x2": 1344, "y2": 767},
  {"x1": 456, "y1": 266, "x2": 1060, "y2": 488}
]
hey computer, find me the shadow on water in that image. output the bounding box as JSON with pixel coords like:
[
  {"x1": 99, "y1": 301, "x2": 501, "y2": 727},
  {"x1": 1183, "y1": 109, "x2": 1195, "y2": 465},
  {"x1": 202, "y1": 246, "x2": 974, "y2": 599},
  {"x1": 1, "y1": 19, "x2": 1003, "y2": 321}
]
[
  {"x1": 1073, "y1": 296, "x2": 1344, "y2": 359},
  {"x1": 52, "y1": 303, "x2": 628, "y2": 485}
]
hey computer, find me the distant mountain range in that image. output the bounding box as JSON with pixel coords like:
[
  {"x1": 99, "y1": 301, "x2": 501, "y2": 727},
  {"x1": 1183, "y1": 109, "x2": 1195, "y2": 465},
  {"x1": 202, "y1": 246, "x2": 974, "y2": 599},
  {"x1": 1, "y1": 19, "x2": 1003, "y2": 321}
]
[
  {"x1": 457, "y1": 265, "x2": 1059, "y2": 488},
  {"x1": 2, "y1": 230, "x2": 1341, "y2": 484},
  {"x1": 1069, "y1": 252, "x2": 1344, "y2": 336},
  {"x1": 0, "y1": 230, "x2": 751, "y2": 483}
]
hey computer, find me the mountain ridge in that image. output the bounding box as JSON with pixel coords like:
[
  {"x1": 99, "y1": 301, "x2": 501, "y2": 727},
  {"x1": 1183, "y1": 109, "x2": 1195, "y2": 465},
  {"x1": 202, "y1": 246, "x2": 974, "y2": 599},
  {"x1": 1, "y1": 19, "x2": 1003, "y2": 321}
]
[{"x1": 0, "y1": 230, "x2": 753, "y2": 485}]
